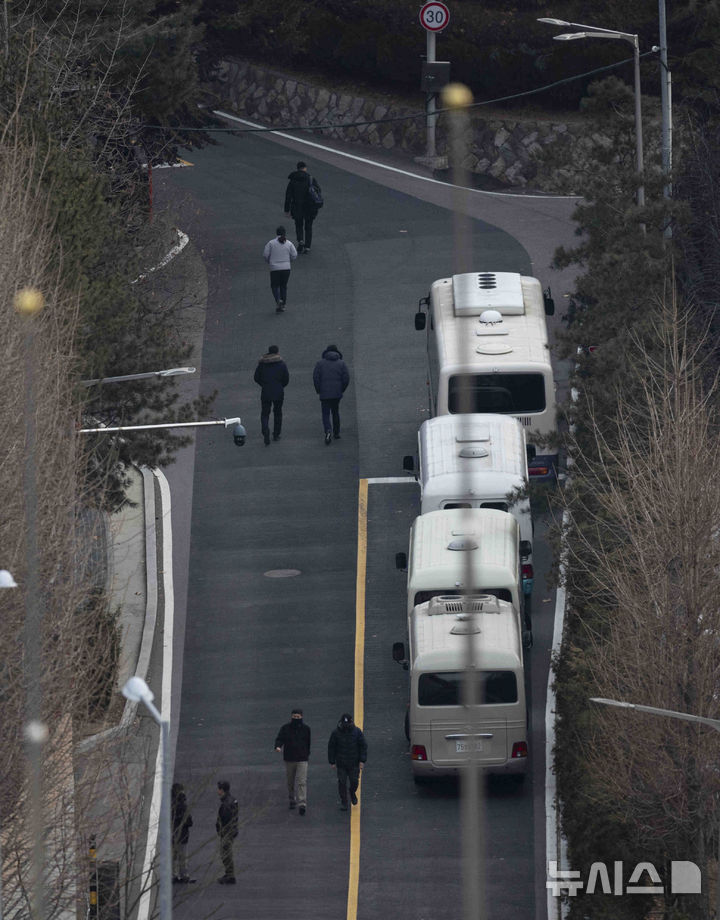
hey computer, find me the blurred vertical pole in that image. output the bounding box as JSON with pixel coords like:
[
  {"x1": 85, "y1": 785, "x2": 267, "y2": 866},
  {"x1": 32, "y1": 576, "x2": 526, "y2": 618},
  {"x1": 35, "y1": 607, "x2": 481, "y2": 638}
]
[
  {"x1": 426, "y1": 31, "x2": 437, "y2": 158},
  {"x1": 658, "y1": 0, "x2": 672, "y2": 239},
  {"x1": 15, "y1": 287, "x2": 47, "y2": 920},
  {"x1": 442, "y1": 82, "x2": 486, "y2": 920}
]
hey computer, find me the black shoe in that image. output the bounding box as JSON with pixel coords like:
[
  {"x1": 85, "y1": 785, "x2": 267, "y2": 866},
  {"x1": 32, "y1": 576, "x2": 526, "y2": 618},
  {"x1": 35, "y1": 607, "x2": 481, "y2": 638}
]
[
  {"x1": 333, "y1": 432, "x2": 341, "y2": 440},
  {"x1": 173, "y1": 877, "x2": 181, "y2": 884},
  {"x1": 179, "y1": 876, "x2": 196, "y2": 884},
  {"x1": 273, "y1": 433, "x2": 281, "y2": 441},
  {"x1": 218, "y1": 876, "x2": 236, "y2": 885},
  {"x1": 299, "y1": 805, "x2": 306, "y2": 816},
  {"x1": 339, "y1": 803, "x2": 348, "y2": 811},
  {"x1": 324, "y1": 432, "x2": 332, "y2": 445},
  {"x1": 289, "y1": 801, "x2": 296, "y2": 810},
  {"x1": 297, "y1": 242, "x2": 304, "y2": 253},
  {"x1": 264, "y1": 433, "x2": 270, "y2": 446},
  {"x1": 303, "y1": 248, "x2": 311, "y2": 254},
  {"x1": 350, "y1": 791, "x2": 358, "y2": 805}
]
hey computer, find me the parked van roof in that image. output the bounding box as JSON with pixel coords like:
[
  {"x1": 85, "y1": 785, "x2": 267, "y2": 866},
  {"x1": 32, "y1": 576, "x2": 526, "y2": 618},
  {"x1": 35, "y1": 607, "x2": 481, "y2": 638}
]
[
  {"x1": 410, "y1": 595, "x2": 523, "y2": 671},
  {"x1": 408, "y1": 508, "x2": 519, "y2": 594},
  {"x1": 432, "y1": 272, "x2": 551, "y2": 370},
  {"x1": 418, "y1": 414, "x2": 528, "y2": 499}
]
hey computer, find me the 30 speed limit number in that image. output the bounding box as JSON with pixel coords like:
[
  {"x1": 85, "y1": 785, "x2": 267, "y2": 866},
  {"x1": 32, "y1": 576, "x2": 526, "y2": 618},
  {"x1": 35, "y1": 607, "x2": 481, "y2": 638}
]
[
  {"x1": 420, "y1": 0, "x2": 450, "y2": 32},
  {"x1": 419, "y1": 1, "x2": 450, "y2": 32}
]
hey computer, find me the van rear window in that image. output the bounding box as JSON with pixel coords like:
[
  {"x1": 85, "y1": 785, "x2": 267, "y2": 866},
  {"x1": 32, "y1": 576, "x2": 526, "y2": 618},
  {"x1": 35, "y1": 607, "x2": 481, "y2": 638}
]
[
  {"x1": 418, "y1": 671, "x2": 518, "y2": 706},
  {"x1": 414, "y1": 589, "x2": 512, "y2": 606},
  {"x1": 448, "y1": 373, "x2": 546, "y2": 414}
]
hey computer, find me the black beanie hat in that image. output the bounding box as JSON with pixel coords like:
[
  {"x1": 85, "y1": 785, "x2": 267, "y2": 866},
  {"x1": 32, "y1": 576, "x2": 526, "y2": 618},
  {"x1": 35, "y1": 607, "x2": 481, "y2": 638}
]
[{"x1": 268, "y1": 345, "x2": 279, "y2": 354}]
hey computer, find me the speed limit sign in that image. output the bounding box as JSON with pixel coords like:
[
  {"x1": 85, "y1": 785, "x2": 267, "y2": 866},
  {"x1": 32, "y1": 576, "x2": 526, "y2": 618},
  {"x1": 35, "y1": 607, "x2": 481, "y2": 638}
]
[{"x1": 419, "y1": 1, "x2": 450, "y2": 32}]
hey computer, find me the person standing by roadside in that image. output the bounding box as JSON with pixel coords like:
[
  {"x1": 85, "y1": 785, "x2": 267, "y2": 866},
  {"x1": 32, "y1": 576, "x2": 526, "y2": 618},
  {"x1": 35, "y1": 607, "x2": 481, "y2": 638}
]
[
  {"x1": 284, "y1": 161, "x2": 321, "y2": 254},
  {"x1": 216, "y1": 780, "x2": 239, "y2": 884},
  {"x1": 274, "y1": 708, "x2": 311, "y2": 816},
  {"x1": 313, "y1": 344, "x2": 350, "y2": 445},
  {"x1": 263, "y1": 226, "x2": 297, "y2": 312},
  {"x1": 253, "y1": 345, "x2": 290, "y2": 446},
  {"x1": 171, "y1": 783, "x2": 195, "y2": 884},
  {"x1": 327, "y1": 713, "x2": 367, "y2": 811}
]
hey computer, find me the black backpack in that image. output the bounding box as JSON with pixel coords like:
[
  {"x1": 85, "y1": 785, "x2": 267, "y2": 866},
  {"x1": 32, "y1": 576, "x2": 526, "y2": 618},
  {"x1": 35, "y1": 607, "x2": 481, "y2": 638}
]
[{"x1": 308, "y1": 177, "x2": 323, "y2": 208}]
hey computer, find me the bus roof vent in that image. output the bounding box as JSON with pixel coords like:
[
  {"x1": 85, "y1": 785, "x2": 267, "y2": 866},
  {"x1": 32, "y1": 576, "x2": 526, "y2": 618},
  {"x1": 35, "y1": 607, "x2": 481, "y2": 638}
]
[
  {"x1": 447, "y1": 538, "x2": 478, "y2": 551},
  {"x1": 475, "y1": 342, "x2": 514, "y2": 355},
  {"x1": 458, "y1": 446, "x2": 490, "y2": 458},
  {"x1": 452, "y1": 272, "x2": 525, "y2": 316},
  {"x1": 428, "y1": 595, "x2": 500, "y2": 617},
  {"x1": 450, "y1": 613, "x2": 482, "y2": 634}
]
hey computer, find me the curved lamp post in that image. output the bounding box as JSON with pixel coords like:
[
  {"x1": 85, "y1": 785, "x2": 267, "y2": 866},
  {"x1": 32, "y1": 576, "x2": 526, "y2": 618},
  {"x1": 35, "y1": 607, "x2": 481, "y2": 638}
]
[
  {"x1": 122, "y1": 677, "x2": 171, "y2": 920},
  {"x1": 539, "y1": 17, "x2": 645, "y2": 209},
  {"x1": 81, "y1": 367, "x2": 196, "y2": 387}
]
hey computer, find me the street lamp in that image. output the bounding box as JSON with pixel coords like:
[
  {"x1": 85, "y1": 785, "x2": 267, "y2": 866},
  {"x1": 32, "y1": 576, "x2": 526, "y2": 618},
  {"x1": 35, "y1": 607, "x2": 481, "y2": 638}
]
[
  {"x1": 0, "y1": 570, "x2": 16, "y2": 920},
  {"x1": 122, "y1": 676, "x2": 171, "y2": 920},
  {"x1": 590, "y1": 697, "x2": 719, "y2": 912},
  {"x1": 539, "y1": 17, "x2": 645, "y2": 209},
  {"x1": 78, "y1": 416, "x2": 247, "y2": 446},
  {"x1": 81, "y1": 367, "x2": 196, "y2": 387}
]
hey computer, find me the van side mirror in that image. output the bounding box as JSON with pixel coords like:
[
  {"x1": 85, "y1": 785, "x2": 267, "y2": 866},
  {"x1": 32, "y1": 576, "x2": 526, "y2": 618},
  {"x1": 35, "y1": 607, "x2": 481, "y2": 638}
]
[
  {"x1": 519, "y1": 540, "x2": 531, "y2": 559},
  {"x1": 392, "y1": 641, "x2": 409, "y2": 669},
  {"x1": 414, "y1": 312, "x2": 426, "y2": 331},
  {"x1": 395, "y1": 552, "x2": 408, "y2": 572},
  {"x1": 543, "y1": 286, "x2": 555, "y2": 316},
  {"x1": 402, "y1": 455, "x2": 417, "y2": 474}
]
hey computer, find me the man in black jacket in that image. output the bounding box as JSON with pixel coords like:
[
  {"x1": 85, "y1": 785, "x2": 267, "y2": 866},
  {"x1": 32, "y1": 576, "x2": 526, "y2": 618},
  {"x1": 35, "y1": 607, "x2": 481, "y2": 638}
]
[
  {"x1": 274, "y1": 708, "x2": 311, "y2": 815},
  {"x1": 253, "y1": 344, "x2": 290, "y2": 445},
  {"x1": 216, "y1": 780, "x2": 239, "y2": 884},
  {"x1": 328, "y1": 713, "x2": 367, "y2": 811},
  {"x1": 284, "y1": 161, "x2": 320, "y2": 253}
]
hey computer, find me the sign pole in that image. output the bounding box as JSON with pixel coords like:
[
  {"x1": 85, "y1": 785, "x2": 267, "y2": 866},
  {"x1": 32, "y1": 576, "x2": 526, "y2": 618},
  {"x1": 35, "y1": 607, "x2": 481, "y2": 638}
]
[{"x1": 426, "y1": 30, "x2": 436, "y2": 158}]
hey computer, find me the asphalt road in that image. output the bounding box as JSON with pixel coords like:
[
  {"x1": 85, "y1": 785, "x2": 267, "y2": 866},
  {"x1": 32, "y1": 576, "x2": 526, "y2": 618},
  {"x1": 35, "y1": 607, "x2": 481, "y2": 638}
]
[{"x1": 155, "y1": 124, "x2": 578, "y2": 920}]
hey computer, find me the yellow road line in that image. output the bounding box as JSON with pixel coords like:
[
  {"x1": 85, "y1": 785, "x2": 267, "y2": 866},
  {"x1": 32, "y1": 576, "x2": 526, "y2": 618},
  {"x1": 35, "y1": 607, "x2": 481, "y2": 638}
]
[{"x1": 347, "y1": 478, "x2": 369, "y2": 920}]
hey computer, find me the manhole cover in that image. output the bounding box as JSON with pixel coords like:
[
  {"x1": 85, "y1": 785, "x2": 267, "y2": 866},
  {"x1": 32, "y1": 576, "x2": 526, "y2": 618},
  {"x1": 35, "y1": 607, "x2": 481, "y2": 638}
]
[{"x1": 264, "y1": 569, "x2": 302, "y2": 578}]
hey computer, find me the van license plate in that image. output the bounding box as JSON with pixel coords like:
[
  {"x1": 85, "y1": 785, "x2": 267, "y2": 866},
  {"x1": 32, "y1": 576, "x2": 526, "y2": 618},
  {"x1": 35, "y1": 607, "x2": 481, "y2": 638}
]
[{"x1": 455, "y1": 740, "x2": 483, "y2": 753}]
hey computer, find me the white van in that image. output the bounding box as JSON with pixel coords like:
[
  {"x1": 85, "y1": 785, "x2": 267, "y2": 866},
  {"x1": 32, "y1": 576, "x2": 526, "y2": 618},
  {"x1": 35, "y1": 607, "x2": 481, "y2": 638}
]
[
  {"x1": 414, "y1": 271, "x2": 558, "y2": 480},
  {"x1": 403, "y1": 414, "x2": 534, "y2": 595},
  {"x1": 396, "y1": 508, "x2": 527, "y2": 622},
  {"x1": 392, "y1": 594, "x2": 528, "y2": 780}
]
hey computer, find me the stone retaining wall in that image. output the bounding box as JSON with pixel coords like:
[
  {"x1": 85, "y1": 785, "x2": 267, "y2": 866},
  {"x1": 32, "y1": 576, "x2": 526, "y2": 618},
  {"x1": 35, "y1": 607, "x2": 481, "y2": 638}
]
[{"x1": 210, "y1": 58, "x2": 586, "y2": 191}]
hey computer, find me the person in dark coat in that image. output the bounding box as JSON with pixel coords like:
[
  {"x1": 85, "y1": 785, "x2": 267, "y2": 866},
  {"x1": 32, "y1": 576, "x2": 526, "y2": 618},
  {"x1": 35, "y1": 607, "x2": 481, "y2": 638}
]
[
  {"x1": 171, "y1": 783, "x2": 195, "y2": 883},
  {"x1": 312, "y1": 344, "x2": 350, "y2": 445},
  {"x1": 274, "y1": 708, "x2": 311, "y2": 815},
  {"x1": 216, "y1": 780, "x2": 239, "y2": 884},
  {"x1": 327, "y1": 713, "x2": 367, "y2": 811},
  {"x1": 253, "y1": 345, "x2": 290, "y2": 445},
  {"x1": 284, "y1": 161, "x2": 320, "y2": 254}
]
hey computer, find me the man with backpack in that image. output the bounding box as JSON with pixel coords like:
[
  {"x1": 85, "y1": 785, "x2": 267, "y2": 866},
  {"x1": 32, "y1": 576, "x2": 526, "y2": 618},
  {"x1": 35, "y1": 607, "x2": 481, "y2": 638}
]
[
  {"x1": 284, "y1": 161, "x2": 322, "y2": 254},
  {"x1": 216, "y1": 780, "x2": 239, "y2": 884}
]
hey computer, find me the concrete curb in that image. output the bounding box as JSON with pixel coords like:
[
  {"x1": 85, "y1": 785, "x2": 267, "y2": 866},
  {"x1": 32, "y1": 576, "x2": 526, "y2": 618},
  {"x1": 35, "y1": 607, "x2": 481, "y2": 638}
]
[{"x1": 75, "y1": 465, "x2": 160, "y2": 755}]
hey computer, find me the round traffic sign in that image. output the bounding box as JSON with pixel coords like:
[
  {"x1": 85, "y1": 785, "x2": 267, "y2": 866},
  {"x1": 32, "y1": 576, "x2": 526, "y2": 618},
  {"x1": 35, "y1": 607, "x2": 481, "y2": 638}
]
[{"x1": 419, "y1": 1, "x2": 450, "y2": 32}]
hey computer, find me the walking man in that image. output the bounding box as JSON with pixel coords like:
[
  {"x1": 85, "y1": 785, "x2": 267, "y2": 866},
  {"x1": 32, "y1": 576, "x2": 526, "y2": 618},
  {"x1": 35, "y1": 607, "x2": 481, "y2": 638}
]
[
  {"x1": 284, "y1": 161, "x2": 321, "y2": 254},
  {"x1": 216, "y1": 780, "x2": 238, "y2": 884},
  {"x1": 263, "y1": 226, "x2": 297, "y2": 312},
  {"x1": 254, "y1": 345, "x2": 290, "y2": 445},
  {"x1": 171, "y1": 783, "x2": 195, "y2": 884},
  {"x1": 312, "y1": 344, "x2": 350, "y2": 445},
  {"x1": 274, "y1": 708, "x2": 311, "y2": 816},
  {"x1": 327, "y1": 713, "x2": 367, "y2": 811}
]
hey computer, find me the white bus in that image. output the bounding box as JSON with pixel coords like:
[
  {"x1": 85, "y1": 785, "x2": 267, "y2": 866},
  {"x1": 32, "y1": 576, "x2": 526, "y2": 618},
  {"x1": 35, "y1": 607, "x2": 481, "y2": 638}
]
[
  {"x1": 392, "y1": 594, "x2": 529, "y2": 781},
  {"x1": 395, "y1": 508, "x2": 532, "y2": 637},
  {"x1": 414, "y1": 270, "x2": 558, "y2": 480},
  {"x1": 402, "y1": 414, "x2": 534, "y2": 595}
]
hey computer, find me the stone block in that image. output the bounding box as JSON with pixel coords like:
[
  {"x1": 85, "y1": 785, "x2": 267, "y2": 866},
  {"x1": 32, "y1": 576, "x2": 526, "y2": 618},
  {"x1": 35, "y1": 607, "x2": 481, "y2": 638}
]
[
  {"x1": 373, "y1": 104, "x2": 388, "y2": 122},
  {"x1": 286, "y1": 80, "x2": 297, "y2": 97},
  {"x1": 338, "y1": 93, "x2": 352, "y2": 113},
  {"x1": 316, "y1": 88, "x2": 331, "y2": 109},
  {"x1": 382, "y1": 131, "x2": 395, "y2": 149}
]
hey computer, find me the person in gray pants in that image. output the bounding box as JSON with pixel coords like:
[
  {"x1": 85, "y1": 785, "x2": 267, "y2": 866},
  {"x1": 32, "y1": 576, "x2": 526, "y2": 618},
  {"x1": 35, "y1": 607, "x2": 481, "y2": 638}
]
[{"x1": 274, "y1": 708, "x2": 311, "y2": 815}]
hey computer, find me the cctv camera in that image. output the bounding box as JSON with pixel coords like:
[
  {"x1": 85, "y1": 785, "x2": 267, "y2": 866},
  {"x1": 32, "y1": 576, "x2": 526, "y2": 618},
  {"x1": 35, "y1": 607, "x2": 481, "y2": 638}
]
[{"x1": 233, "y1": 423, "x2": 247, "y2": 446}]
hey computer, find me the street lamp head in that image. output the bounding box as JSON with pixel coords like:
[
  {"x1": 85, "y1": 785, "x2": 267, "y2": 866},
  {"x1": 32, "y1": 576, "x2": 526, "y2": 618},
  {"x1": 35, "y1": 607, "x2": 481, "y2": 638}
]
[
  {"x1": 554, "y1": 32, "x2": 587, "y2": 41},
  {"x1": 537, "y1": 18, "x2": 570, "y2": 26},
  {"x1": 122, "y1": 675, "x2": 155, "y2": 704},
  {"x1": 0, "y1": 569, "x2": 18, "y2": 588},
  {"x1": 589, "y1": 697, "x2": 633, "y2": 709},
  {"x1": 156, "y1": 367, "x2": 196, "y2": 378}
]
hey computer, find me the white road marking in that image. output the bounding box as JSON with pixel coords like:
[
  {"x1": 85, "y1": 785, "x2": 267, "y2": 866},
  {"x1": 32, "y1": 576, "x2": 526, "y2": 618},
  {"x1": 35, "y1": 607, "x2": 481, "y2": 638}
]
[
  {"x1": 213, "y1": 109, "x2": 581, "y2": 201},
  {"x1": 137, "y1": 469, "x2": 174, "y2": 920},
  {"x1": 365, "y1": 476, "x2": 418, "y2": 484}
]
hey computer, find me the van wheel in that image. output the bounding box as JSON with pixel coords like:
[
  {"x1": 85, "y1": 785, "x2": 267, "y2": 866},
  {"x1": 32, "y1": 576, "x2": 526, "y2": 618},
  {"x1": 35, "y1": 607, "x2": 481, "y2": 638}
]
[{"x1": 404, "y1": 710, "x2": 410, "y2": 742}]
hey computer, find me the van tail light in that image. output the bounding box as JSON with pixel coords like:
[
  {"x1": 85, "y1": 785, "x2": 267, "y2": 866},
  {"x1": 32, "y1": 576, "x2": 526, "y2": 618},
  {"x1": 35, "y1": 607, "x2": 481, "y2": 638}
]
[
  {"x1": 411, "y1": 745, "x2": 428, "y2": 762},
  {"x1": 511, "y1": 741, "x2": 528, "y2": 759},
  {"x1": 529, "y1": 465, "x2": 549, "y2": 477},
  {"x1": 522, "y1": 563, "x2": 534, "y2": 581}
]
